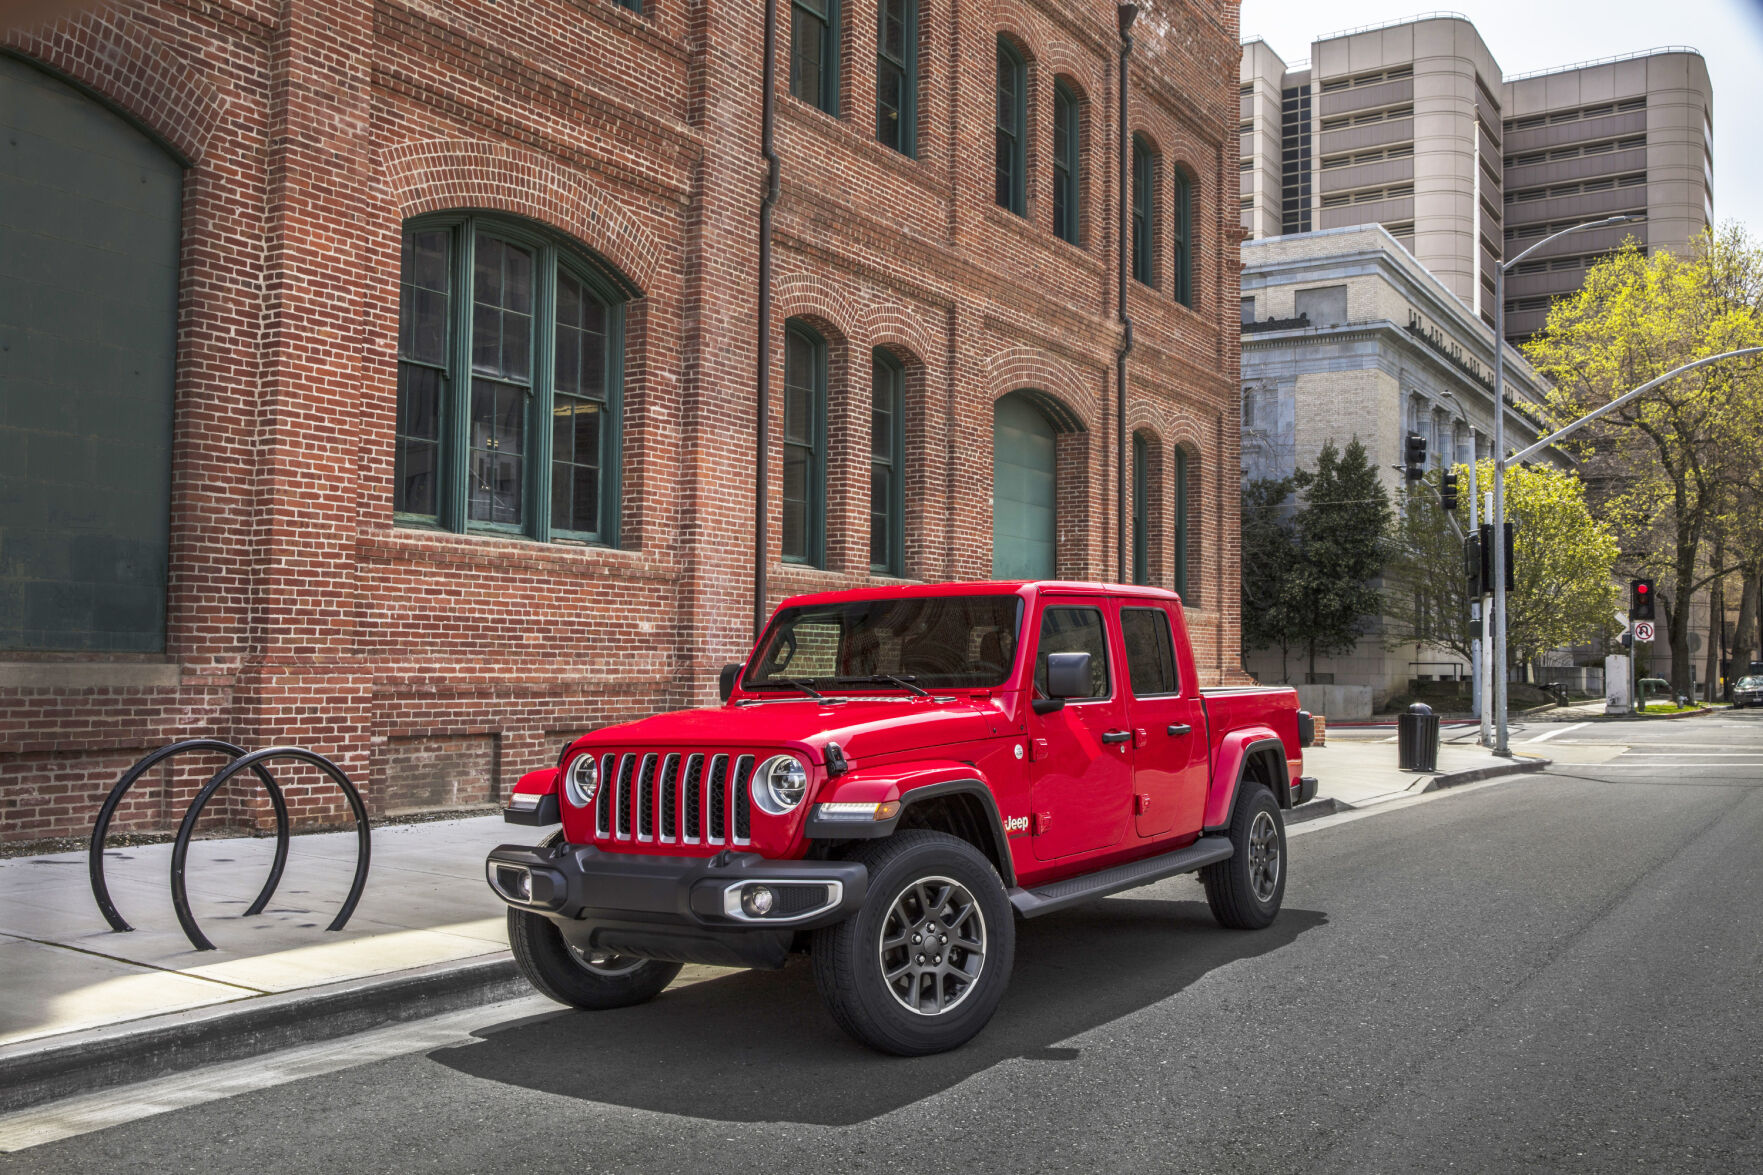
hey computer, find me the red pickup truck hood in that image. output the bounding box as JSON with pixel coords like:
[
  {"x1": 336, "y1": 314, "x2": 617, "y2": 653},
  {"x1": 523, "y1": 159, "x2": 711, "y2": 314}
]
[{"x1": 572, "y1": 695, "x2": 1011, "y2": 766}]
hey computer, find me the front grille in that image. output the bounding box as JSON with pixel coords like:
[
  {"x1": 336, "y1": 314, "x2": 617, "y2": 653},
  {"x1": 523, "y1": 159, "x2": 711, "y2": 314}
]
[{"x1": 594, "y1": 751, "x2": 756, "y2": 847}]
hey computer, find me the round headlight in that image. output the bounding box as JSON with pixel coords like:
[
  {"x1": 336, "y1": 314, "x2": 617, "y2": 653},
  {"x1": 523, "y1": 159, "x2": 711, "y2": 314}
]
[
  {"x1": 564, "y1": 753, "x2": 599, "y2": 808},
  {"x1": 755, "y1": 754, "x2": 808, "y2": 814}
]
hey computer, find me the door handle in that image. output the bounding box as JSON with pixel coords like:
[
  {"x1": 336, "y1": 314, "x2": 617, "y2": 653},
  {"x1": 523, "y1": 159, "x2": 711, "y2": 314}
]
[
  {"x1": 1167, "y1": 723, "x2": 1193, "y2": 737},
  {"x1": 1101, "y1": 730, "x2": 1131, "y2": 744}
]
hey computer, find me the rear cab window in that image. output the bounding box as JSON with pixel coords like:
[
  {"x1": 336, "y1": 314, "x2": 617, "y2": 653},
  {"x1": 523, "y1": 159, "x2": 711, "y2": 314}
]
[{"x1": 1120, "y1": 605, "x2": 1181, "y2": 697}]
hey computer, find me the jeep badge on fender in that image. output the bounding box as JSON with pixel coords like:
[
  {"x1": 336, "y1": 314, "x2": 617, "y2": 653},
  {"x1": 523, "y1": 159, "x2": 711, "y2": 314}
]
[{"x1": 487, "y1": 581, "x2": 1315, "y2": 1056}]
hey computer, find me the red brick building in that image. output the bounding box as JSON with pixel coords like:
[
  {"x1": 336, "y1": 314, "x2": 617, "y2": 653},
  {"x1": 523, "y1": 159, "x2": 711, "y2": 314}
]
[{"x1": 0, "y1": 0, "x2": 1245, "y2": 843}]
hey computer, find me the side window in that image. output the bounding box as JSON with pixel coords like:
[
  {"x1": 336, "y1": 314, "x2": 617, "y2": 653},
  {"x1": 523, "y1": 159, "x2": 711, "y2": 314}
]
[
  {"x1": 1034, "y1": 606, "x2": 1110, "y2": 698},
  {"x1": 1121, "y1": 607, "x2": 1180, "y2": 697}
]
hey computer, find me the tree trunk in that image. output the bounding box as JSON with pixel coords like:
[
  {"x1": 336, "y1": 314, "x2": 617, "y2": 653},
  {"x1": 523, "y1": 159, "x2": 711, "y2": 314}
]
[
  {"x1": 1307, "y1": 640, "x2": 1318, "y2": 684},
  {"x1": 1705, "y1": 539, "x2": 1724, "y2": 702},
  {"x1": 1736, "y1": 566, "x2": 1760, "y2": 667},
  {"x1": 1670, "y1": 532, "x2": 1697, "y2": 698}
]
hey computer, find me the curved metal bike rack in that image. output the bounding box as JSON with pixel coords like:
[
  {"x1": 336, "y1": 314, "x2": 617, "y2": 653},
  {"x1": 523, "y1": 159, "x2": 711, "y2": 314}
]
[
  {"x1": 89, "y1": 739, "x2": 290, "y2": 934},
  {"x1": 170, "y1": 747, "x2": 372, "y2": 952}
]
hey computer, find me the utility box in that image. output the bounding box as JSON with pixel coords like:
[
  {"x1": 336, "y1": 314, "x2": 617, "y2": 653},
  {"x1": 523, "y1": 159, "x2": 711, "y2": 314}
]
[{"x1": 1605, "y1": 654, "x2": 1631, "y2": 716}]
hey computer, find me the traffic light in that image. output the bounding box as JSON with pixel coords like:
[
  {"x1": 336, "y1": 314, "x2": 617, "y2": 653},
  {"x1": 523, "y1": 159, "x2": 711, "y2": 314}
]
[
  {"x1": 1464, "y1": 531, "x2": 1483, "y2": 596},
  {"x1": 1476, "y1": 522, "x2": 1517, "y2": 593},
  {"x1": 1404, "y1": 433, "x2": 1427, "y2": 482},
  {"x1": 1631, "y1": 578, "x2": 1656, "y2": 621},
  {"x1": 1440, "y1": 470, "x2": 1459, "y2": 512}
]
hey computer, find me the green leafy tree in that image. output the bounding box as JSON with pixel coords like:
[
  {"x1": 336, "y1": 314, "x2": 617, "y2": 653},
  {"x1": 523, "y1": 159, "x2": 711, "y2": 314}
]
[
  {"x1": 1240, "y1": 476, "x2": 1301, "y2": 679},
  {"x1": 1523, "y1": 226, "x2": 1763, "y2": 694},
  {"x1": 1385, "y1": 462, "x2": 1620, "y2": 670},
  {"x1": 1287, "y1": 439, "x2": 1392, "y2": 682}
]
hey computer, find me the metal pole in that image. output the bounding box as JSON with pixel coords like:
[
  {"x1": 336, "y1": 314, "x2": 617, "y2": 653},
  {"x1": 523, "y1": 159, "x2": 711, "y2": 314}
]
[
  {"x1": 1493, "y1": 263, "x2": 1510, "y2": 754},
  {"x1": 1115, "y1": 4, "x2": 1137, "y2": 585},
  {"x1": 1489, "y1": 213, "x2": 1636, "y2": 754},
  {"x1": 753, "y1": 0, "x2": 781, "y2": 640}
]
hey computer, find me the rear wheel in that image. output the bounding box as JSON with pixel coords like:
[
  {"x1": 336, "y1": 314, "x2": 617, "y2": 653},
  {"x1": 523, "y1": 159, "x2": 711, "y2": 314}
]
[
  {"x1": 812, "y1": 830, "x2": 1015, "y2": 1056},
  {"x1": 1201, "y1": 782, "x2": 1286, "y2": 930}
]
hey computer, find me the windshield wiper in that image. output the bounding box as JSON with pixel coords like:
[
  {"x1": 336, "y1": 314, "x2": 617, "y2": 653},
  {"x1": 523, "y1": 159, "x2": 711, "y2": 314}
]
[
  {"x1": 828, "y1": 674, "x2": 931, "y2": 697},
  {"x1": 766, "y1": 678, "x2": 827, "y2": 701}
]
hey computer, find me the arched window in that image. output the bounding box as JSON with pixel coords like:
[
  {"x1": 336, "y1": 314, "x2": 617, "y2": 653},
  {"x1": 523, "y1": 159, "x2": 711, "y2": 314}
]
[
  {"x1": 876, "y1": 0, "x2": 917, "y2": 157},
  {"x1": 1173, "y1": 166, "x2": 1195, "y2": 307},
  {"x1": 782, "y1": 320, "x2": 827, "y2": 567},
  {"x1": 1053, "y1": 81, "x2": 1080, "y2": 244},
  {"x1": 791, "y1": 0, "x2": 840, "y2": 115},
  {"x1": 1132, "y1": 433, "x2": 1149, "y2": 584},
  {"x1": 2, "y1": 56, "x2": 182, "y2": 651},
  {"x1": 395, "y1": 214, "x2": 625, "y2": 545},
  {"x1": 995, "y1": 37, "x2": 1026, "y2": 216},
  {"x1": 870, "y1": 350, "x2": 905, "y2": 575},
  {"x1": 1173, "y1": 447, "x2": 1191, "y2": 598},
  {"x1": 1132, "y1": 135, "x2": 1154, "y2": 285}
]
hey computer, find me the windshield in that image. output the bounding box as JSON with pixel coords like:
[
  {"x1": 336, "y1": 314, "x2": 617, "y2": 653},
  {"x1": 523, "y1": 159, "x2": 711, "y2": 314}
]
[
  {"x1": 1739, "y1": 677, "x2": 1763, "y2": 690},
  {"x1": 744, "y1": 595, "x2": 1023, "y2": 691}
]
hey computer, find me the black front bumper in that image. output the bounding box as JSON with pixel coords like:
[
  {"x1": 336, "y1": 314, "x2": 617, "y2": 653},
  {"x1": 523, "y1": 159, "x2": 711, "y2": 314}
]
[{"x1": 486, "y1": 842, "x2": 867, "y2": 970}]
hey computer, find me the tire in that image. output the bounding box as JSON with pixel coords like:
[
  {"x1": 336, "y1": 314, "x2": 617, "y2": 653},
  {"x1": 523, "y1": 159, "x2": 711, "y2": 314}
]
[
  {"x1": 504, "y1": 832, "x2": 681, "y2": 1010},
  {"x1": 811, "y1": 830, "x2": 1015, "y2": 1056},
  {"x1": 1201, "y1": 782, "x2": 1287, "y2": 930}
]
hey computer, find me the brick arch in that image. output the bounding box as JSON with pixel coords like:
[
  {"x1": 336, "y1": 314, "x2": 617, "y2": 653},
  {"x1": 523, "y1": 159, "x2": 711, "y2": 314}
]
[
  {"x1": 993, "y1": 12, "x2": 1040, "y2": 63},
  {"x1": 861, "y1": 301, "x2": 936, "y2": 366},
  {"x1": 382, "y1": 140, "x2": 661, "y2": 294},
  {"x1": 985, "y1": 347, "x2": 1092, "y2": 432},
  {"x1": 772, "y1": 271, "x2": 859, "y2": 344},
  {"x1": 4, "y1": 18, "x2": 225, "y2": 164},
  {"x1": 1042, "y1": 44, "x2": 1100, "y2": 101}
]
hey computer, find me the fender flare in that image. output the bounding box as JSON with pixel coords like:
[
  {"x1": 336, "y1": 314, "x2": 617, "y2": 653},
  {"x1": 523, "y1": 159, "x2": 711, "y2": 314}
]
[
  {"x1": 1203, "y1": 731, "x2": 1291, "y2": 833},
  {"x1": 806, "y1": 765, "x2": 1015, "y2": 887}
]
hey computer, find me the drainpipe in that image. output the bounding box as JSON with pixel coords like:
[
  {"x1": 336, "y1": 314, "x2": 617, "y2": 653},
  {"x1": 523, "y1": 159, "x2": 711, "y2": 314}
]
[
  {"x1": 754, "y1": 0, "x2": 781, "y2": 640},
  {"x1": 1115, "y1": 4, "x2": 1138, "y2": 585}
]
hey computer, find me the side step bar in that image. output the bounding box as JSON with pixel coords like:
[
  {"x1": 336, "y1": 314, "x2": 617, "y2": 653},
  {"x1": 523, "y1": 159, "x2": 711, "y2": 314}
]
[{"x1": 1008, "y1": 836, "x2": 1234, "y2": 919}]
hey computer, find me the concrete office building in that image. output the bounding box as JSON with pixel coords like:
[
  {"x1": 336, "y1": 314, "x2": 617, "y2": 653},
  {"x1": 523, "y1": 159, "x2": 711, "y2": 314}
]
[{"x1": 1239, "y1": 15, "x2": 1713, "y2": 342}]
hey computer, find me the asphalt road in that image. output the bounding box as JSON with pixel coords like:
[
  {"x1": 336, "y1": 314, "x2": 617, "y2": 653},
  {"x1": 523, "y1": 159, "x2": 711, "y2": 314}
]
[{"x1": 6, "y1": 713, "x2": 1762, "y2": 1174}]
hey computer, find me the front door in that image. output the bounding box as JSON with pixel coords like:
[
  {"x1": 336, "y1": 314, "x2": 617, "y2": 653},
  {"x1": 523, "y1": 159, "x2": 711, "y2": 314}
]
[
  {"x1": 1027, "y1": 599, "x2": 1133, "y2": 861},
  {"x1": 1119, "y1": 604, "x2": 1209, "y2": 838}
]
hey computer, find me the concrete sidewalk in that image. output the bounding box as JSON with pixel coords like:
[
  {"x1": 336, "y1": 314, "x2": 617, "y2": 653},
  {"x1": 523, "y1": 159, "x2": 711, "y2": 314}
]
[{"x1": 0, "y1": 739, "x2": 1547, "y2": 1110}]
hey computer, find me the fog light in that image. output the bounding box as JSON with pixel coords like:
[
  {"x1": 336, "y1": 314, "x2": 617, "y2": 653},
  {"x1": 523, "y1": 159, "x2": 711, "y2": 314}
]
[
  {"x1": 742, "y1": 885, "x2": 775, "y2": 917},
  {"x1": 515, "y1": 870, "x2": 533, "y2": 903}
]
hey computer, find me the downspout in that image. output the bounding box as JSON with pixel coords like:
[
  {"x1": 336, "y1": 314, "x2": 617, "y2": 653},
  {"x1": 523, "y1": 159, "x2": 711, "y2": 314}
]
[
  {"x1": 1115, "y1": 4, "x2": 1138, "y2": 585},
  {"x1": 754, "y1": 0, "x2": 781, "y2": 639}
]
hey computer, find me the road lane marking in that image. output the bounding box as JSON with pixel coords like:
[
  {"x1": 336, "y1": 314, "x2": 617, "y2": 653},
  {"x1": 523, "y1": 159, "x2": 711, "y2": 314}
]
[{"x1": 1527, "y1": 723, "x2": 1588, "y2": 742}]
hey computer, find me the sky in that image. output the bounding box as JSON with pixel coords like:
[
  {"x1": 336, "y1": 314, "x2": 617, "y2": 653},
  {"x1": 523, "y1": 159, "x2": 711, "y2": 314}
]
[{"x1": 1238, "y1": 1, "x2": 1763, "y2": 235}]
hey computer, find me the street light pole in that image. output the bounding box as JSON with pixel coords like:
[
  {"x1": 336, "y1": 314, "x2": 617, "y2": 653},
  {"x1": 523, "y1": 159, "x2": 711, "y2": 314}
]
[
  {"x1": 1438, "y1": 392, "x2": 1481, "y2": 739},
  {"x1": 1492, "y1": 213, "x2": 1639, "y2": 754}
]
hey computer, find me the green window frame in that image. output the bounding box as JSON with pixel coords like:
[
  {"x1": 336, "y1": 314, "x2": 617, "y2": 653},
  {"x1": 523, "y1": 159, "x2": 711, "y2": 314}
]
[
  {"x1": 791, "y1": 0, "x2": 840, "y2": 115},
  {"x1": 1132, "y1": 433, "x2": 1148, "y2": 585},
  {"x1": 394, "y1": 214, "x2": 624, "y2": 545},
  {"x1": 613, "y1": 0, "x2": 642, "y2": 13},
  {"x1": 1173, "y1": 447, "x2": 1189, "y2": 597},
  {"x1": 783, "y1": 321, "x2": 827, "y2": 567},
  {"x1": 870, "y1": 350, "x2": 906, "y2": 576},
  {"x1": 1132, "y1": 135, "x2": 1154, "y2": 285},
  {"x1": 995, "y1": 36, "x2": 1026, "y2": 215},
  {"x1": 1053, "y1": 81, "x2": 1079, "y2": 244},
  {"x1": 1173, "y1": 167, "x2": 1194, "y2": 307},
  {"x1": 876, "y1": 0, "x2": 917, "y2": 157}
]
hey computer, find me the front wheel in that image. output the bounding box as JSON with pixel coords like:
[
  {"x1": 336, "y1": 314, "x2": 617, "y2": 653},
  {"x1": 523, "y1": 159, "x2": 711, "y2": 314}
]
[
  {"x1": 812, "y1": 831, "x2": 1015, "y2": 1055},
  {"x1": 1201, "y1": 783, "x2": 1286, "y2": 930},
  {"x1": 506, "y1": 907, "x2": 683, "y2": 1010}
]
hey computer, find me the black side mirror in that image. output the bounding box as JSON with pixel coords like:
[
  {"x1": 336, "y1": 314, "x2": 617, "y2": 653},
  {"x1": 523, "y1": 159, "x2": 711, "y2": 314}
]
[
  {"x1": 1046, "y1": 652, "x2": 1091, "y2": 700},
  {"x1": 719, "y1": 664, "x2": 742, "y2": 702}
]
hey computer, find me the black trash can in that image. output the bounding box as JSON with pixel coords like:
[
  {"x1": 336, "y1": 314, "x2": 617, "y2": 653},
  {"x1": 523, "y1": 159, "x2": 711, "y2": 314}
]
[{"x1": 1397, "y1": 702, "x2": 1440, "y2": 772}]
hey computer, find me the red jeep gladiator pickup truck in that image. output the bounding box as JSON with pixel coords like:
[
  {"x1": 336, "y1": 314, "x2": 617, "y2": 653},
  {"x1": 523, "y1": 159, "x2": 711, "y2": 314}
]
[{"x1": 487, "y1": 581, "x2": 1314, "y2": 1054}]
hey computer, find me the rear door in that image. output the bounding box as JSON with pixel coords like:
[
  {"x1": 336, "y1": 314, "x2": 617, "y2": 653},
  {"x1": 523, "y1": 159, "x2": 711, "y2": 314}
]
[
  {"x1": 1026, "y1": 597, "x2": 1133, "y2": 861},
  {"x1": 1120, "y1": 603, "x2": 1209, "y2": 838}
]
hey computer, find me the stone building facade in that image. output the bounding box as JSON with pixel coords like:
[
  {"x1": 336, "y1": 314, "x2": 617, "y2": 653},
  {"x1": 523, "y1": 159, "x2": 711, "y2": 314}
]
[
  {"x1": 0, "y1": 0, "x2": 1245, "y2": 843},
  {"x1": 1239, "y1": 224, "x2": 1557, "y2": 703}
]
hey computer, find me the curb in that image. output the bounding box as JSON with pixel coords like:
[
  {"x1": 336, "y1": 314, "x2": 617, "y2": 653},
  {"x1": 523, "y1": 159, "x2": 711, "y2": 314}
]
[
  {"x1": 0, "y1": 952, "x2": 525, "y2": 1115},
  {"x1": 1287, "y1": 797, "x2": 1351, "y2": 825},
  {"x1": 1417, "y1": 755, "x2": 1551, "y2": 793}
]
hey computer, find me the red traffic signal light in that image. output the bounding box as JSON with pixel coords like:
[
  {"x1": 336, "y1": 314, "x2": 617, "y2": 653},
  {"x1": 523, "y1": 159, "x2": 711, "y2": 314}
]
[{"x1": 1631, "y1": 578, "x2": 1656, "y2": 621}]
